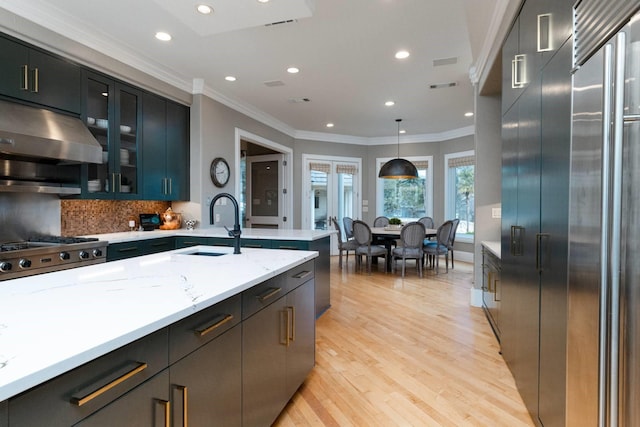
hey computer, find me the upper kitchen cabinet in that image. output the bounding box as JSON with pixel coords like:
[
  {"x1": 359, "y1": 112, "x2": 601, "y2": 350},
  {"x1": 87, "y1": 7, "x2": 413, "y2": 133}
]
[
  {"x1": 82, "y1": 71, "x2": 142, "y2": 199},
  {"x1": 0, "y1": 34, "x2": 81, "y2": 115},
  {"x1": 142, "y1": 92, "x2": 190, "y2": 201},
  {"x1": 502, "y1": 0, "x2": 573, "y2": 115}
]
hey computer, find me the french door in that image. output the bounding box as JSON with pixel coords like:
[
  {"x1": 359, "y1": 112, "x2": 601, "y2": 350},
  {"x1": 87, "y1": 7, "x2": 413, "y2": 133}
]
[
  {"x1": 246, "y1": 154, "x2": 286, "y2": 228},
  {"x1": 302, "y1": 155, "x2": 361, "y2": 254}
]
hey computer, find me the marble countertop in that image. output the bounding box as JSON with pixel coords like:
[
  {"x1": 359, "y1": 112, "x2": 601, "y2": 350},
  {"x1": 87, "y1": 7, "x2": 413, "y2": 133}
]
[
  {"x1": 84, "y1": 228, "x2": 334, "y2": 244},
  {"x1": 481, "y1": 240, "x2": 501, "y2": 259},
  {"x1": 0, "y1": 246, "x2": 318, "y2": 402}
]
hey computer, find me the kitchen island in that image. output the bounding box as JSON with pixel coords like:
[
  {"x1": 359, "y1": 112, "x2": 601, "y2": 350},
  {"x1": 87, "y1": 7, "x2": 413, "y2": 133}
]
[
  {"x1": 0, "y1": 246, "x2": 317, "y2": 426},
  {"x1": 84, "y1": 228, "x2": 333, "y2": 317}
]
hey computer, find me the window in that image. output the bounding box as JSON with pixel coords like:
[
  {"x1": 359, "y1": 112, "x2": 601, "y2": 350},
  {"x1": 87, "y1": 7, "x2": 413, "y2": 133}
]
[
  {"x1": 376, "y1": 157, "x2": 433, "y2": 222},
  {"x1": 444, "y1": 150, "x2": 475, "y2": 242}
]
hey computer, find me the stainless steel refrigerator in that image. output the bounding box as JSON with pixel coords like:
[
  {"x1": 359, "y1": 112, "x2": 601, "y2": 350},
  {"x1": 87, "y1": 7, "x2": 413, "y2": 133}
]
[{"x1": 568, "y1": 4, "x2": 640, "y2": 426}]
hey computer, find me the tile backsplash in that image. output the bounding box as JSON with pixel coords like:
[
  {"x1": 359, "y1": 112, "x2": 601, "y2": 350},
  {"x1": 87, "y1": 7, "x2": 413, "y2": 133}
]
[{"x1": 61, "y1": 200, "x2": 171, "y2": 236}]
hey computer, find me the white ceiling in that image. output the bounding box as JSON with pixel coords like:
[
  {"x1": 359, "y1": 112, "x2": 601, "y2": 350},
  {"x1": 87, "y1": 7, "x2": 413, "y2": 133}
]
[{"x1": 0, "y1": 0, "x2": 508, "y2": 141}]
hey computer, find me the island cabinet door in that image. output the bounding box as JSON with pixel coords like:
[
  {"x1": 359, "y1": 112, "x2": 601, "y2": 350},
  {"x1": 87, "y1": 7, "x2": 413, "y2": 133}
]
[
  {"x1": 0, "y1": 400, "x2": 7, "y2": 427},
  {"x1": 242, "y1": 297, "x2": 288, "y2": 427},
  {"x1": 72, "y1": 370, "x2": 169, "y2": 427},
  {"x1": 285, "y1": 278, "x2": 316, "y2": 398},
  {"x1": 169, "y1": 326, "x2": 242, "y2": 427}
]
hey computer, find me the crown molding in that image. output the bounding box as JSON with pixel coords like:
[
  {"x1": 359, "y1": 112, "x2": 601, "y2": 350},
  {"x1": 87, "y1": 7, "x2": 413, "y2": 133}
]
[
  {"x1": 469, "y1": 0, "x2": 518, "y2": 85},
  {"x1": 295, "y1": 125, "x2": 474, "y2": 146}
]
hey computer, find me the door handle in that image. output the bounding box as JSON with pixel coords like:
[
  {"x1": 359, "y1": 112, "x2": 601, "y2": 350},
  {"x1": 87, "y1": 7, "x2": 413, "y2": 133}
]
[
  {"x1": 510, "y1": 225, "x2": 524, "y2": 256},
  {"x1": 536, "y1": 233, "x2": 550, "y2": 272}
]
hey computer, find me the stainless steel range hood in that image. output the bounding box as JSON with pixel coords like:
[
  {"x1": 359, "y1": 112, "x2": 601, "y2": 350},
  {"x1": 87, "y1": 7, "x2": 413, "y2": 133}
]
[{"x1": 0, "y1": 99, "x2": 102, "y2": 164}]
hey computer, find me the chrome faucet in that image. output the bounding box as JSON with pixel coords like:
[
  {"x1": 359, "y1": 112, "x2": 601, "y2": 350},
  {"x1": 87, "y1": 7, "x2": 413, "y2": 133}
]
[{"x1": 209, "y1": 192, "x2": 241, "y2": 254}]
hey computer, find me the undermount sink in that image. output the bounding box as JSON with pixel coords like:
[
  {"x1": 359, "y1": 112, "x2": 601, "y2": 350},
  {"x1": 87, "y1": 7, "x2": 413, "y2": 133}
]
[{"x1": 188, "y1": 251, "x2": 227, "y2": 257}]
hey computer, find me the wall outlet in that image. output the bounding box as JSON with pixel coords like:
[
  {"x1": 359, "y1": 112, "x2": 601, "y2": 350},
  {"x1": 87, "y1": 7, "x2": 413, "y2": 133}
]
[
  {"x1": 492, "y1": 207, "x2": 502, "y2": 219},
  {"x1": 215, "y1": 213, "x2": 221, "y2": 222},
  {"x1": 362, "y1": 206, "x2": 369, "y2": 213},
  {"x1": 362, "y1": 199, "x2": 369, "y2": 206}
]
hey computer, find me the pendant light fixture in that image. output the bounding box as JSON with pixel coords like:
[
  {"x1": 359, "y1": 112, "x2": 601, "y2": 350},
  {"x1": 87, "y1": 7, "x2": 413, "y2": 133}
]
[{"x1": 378, "y1": 119, "x2": 419, "y2": 179}]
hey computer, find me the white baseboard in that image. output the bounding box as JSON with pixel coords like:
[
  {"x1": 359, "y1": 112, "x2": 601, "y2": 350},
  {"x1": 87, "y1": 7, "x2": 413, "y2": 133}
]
[
  {"x1": 454, "y1": 250, "x2": 474, "y2": 263},
  {"x1": 470, "y1": 287, "x2": 483, "y2": 307}
]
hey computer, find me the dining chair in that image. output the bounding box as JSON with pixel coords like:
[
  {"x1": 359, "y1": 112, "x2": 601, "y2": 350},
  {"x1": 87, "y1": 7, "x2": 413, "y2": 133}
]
[
  {"x1": 373, "y1": 216, "x2": 390, "y2": 227},
  {"x1": 417, "y1": 216, "x2": 434, "y2": 229},
  {"x1": 352, "y1": 220, "x2": 387, "y2": 275},
  {"x1": 423, "y1": 220, "x2": 454, "y2": 274},
  {"x1": 331, "y1": 216, "x2": 359, "y2": 269},
  {"x1": 391, "y1": 221, "x2": 426, "y2": 277},
  {"x1": 447, "y1": 218, "x2": 460, "y2": 269},
  {"x1": 343, "y1": 216, "x2": 354, "y2": 240}
]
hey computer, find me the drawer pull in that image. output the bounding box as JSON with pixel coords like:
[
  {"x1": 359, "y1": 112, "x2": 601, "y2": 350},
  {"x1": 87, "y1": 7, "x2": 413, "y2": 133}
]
[
  {"x1": 70, "y1": 361, "x2": 148, "y2": 406},
  {"x1": 292, "y1": 270, "x2": 312, "y2": 280},
  {"x1": 20, "y1": 65, "x2": 28, "y2": 90},
  {"x1": 194, "y1": 314, "x2": 234, "y2": 337},
  {"x1": 244, "y1": 244, "x2": 263, "y2": 248},
  {"x1": 158, "y1": 399, "x2": 171, "y2": 427},
  {"x1": 117, "y1": 246, "x2": 140, "y2": 253},
  {"x1": 256, "y1": 287, "x2": 282, "y2": 302},
  {"x1": 278, "y1": 245, "x2": 299, "y2": 250},
  {"x1": 175, "y1": 385, "x2": 188, "y2": 426}
]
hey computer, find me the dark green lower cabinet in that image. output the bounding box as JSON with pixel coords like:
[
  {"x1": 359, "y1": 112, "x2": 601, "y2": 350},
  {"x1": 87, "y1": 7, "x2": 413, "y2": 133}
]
[
  {"x1": 107, "y1": 237, "x2": 176, "y2": 261},
  {"x1": 174, "y1": 236, "x2": 213, "y2": 248},
  {"x1": 0, "y1": 400, "x2": 7, "y2": 427}
]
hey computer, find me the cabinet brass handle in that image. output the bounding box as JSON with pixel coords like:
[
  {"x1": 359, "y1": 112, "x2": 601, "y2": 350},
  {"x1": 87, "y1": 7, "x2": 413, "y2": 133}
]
[
  {"x1": 117, "y1": 246, "x2": 140, "y2": 253},
  {"x1": 194, "y1": 313, "x2": 234, "y2": 337},
  {"x1": 289, "y1": 306, "x2": 296, "y2": 342},
  {"x1": 31, "y1": 67, "x2": 39, "y2": 93},
  {"x1": 20, "y1": 65, "x2": 28, "y2": 90},
  {"x1": 175, "y1": 385, "x2": 188, "y2": 427},
  {"x1": 292, "y1": 270, "x2": 311, "y2": 280},
  {"x1": 168, "y1": 178, "x2": 172, "y2": 195},
  {"x1": 256, "y1": 287, "x2": 281, "y2": 302},
  {"x1": 158, "y1": 399, "x2": 171, "y2": 427},
  {"x1": 494, "y1": 278, "x2": 501, "y2": 302},
  {"x1": 278, "y1": 245, "x2": 299, "y2": 250},
  {"x1": 244, "y1": 244, "x2": 263, "y2": 248},
  {"x1": 487, "y1": 271, "x2": 494, "y2": 293},
  {"x1": 70, "y1": 361, "x2": 148, "y2": 406}
]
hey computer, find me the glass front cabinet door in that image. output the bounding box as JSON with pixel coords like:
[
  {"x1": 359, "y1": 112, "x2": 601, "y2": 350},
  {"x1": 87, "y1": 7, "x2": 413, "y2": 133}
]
[{"x1": 82, "y1": 71, "x2": 141, "y2": 199}]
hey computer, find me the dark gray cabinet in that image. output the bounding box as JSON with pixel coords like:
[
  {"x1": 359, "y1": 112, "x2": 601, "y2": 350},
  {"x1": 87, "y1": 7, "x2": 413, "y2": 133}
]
[
  {"x1": 170, "y1": 326, "x2": 242, "y2": 427},
  {"x1": 82, "y1": 71, "x2": 142, "y2": 199},
  {"x1": 8, "y1": 329, "x2": 169, "y2": 427},
  {"x1": 242, "y1": 267, "x2": 315, "y2": 427},
  {"x1": 500, "y1": 16, "x2": 572, "y2": 427},
  {"x1": 6, "y1": 261, "x2": 314, "y2": 426},
  {"x1": 142, "y1": 93, "x2": 189, "y2": 201},
  {"x1": 0, "y1": 400, "x2": 7, "y2": 427},
  {"x1": 0, "y1": 35, "x2": 81, "y2": 114},
  {"x1": 73, "y1": 371, "x2": 170, "y2": 427}
]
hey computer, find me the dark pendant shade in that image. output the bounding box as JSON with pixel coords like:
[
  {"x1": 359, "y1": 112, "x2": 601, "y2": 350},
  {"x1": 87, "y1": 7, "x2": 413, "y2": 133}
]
[
  {"x1": 378, "y1": 158, "x2": 419, "y2": 179},
  {"x1": 378, "y1": 118, "x2": 419, "y2": 179}
]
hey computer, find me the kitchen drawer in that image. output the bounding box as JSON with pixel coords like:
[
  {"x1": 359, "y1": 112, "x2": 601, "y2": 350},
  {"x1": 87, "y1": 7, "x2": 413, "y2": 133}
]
[
  {"x1": 285, "y1": 259, "x2": 315, "y2": 292},
  {"x1": 241, "y1": 238, "x2": 272, "y2": 249},
  {"x1": 8, "y1": 328, "x2": 168, "y2": 427},
  {"x1": 143, "y1": 237, "x2": 174, "y2": 254},
  {"x1": 242, "y1": 274, "x2": 285, "y2": 320},
  {"x1": 174, "y1": 236, "x2": 213, "y2": 248},
  {"x1": 168, "y1": 294, "x2": 242, "y2": 364},
  {"x1": 106, "y1": 240, "x2": 145, "y2": 261},
  {"x1": 271, "y1": 240, "x2": 308, "y2": 250}
]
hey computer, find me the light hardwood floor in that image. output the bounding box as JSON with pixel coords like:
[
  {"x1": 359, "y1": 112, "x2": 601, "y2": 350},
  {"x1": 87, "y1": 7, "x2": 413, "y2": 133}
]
[{"x1": 274, "y1": 256, "x2": 535, "y2": 427}]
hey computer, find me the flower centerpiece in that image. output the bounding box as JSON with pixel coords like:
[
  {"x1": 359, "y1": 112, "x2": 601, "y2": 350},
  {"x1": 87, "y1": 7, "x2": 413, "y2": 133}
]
[{"x1": 387, "y1": 217, "x2": 402, "y2": 230}]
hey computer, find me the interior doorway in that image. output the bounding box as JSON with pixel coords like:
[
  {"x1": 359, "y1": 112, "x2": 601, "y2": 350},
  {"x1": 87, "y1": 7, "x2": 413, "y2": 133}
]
[{"x1": 235, "y1": 129, "x2": 293, "y2": 229}]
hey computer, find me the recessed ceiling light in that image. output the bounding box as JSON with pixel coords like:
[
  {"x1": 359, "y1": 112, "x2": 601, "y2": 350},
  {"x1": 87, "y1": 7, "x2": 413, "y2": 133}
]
[
  {"x1": 385, "y1": 101, "x2": 395, "y2": 107},
  {"x1": 465, "y1": 112, "x2": 474, "y2": 117},
  {"x1": 155, "y1": 31, "x2": 172, "y2": 41},
  {"x1": 287, "y1": 67, "x2": 300, "y2": 74},
  {"x1": 225, "y1": 76, "x2": 237, "y2": 82},
  {"x1": 197, "y1": 4, "x2": 213, "y2": 14},
  {"x1": 326, "y1": 123, "x2": 334, "y2": 128},
  {"x1": 395, "y1": 50, "x2": 410, "y2": 59},
  {"x1": 101, "y1": 92, "x2": 108, "y2": 97},
  {"x1": 399, "y1": 129, "x2": 406, "y2": 134},
  {"x1": 257, "y1": 0, "x2": 270, "y2": 3}
]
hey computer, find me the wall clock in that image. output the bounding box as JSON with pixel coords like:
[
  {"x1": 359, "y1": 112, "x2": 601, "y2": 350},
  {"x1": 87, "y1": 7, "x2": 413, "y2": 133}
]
[{"x1": 210, "y1": 157, "x2": 230, "y2": 188}]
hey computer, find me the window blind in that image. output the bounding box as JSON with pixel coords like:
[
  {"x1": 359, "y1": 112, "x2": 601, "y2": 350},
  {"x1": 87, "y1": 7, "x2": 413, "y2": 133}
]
[
  {"x1": 336, "y1": 164, "x2": 358, "y2": 175},
  {"x1": 309, "y1": 162, "x2": 331, "y2": 174},
  {"x1": 448, "y1": 155, "x2": 475, "y2": 168}
]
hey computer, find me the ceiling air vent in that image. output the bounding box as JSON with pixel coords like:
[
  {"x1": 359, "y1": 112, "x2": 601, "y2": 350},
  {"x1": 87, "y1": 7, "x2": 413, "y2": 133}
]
[
  {"x1": 288, "y1": 97, "x2": 311, "y2": 103},
  {"x1": 265, "y1": 19, "x2": 297, "y2": 27},
  {"x1": 429, "y1": 82, "x2": 458, "y2": 89},
  {"x1": 433, "y1": 57, "x2": 458, "y2": 67},
  {"x1": 264, "y1": 80, "x2": 285, "y2": 87}
]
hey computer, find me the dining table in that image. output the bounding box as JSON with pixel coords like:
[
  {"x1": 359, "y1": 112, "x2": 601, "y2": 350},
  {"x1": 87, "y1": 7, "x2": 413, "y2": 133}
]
[{"x1": 370, "y1": 226, "x2": 437, "y2": 272}]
